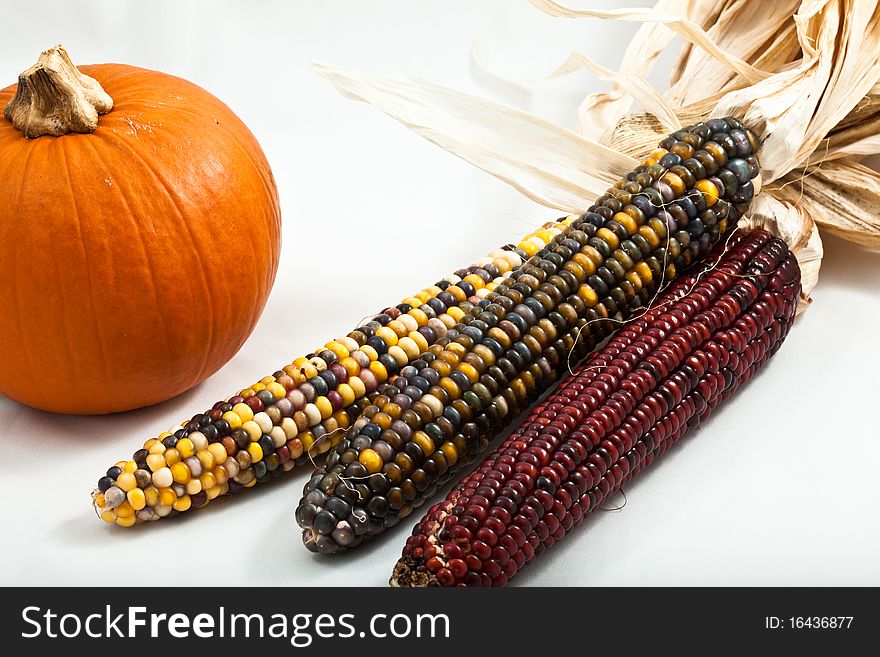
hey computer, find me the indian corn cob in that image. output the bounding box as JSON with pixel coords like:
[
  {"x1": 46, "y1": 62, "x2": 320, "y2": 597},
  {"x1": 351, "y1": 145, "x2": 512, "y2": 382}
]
[
  {"x1": 91, "y1": 232, "x2": 564, "y2": 526},
  {"x1": 296, "y1": 118, "x2": 761, "y2": 552},
  {"x1": 390, "y1": 228, "x2": 800, "y2": 586}
]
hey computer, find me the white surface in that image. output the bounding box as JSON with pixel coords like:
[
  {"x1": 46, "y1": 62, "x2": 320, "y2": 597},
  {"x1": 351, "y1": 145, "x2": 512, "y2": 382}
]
[{"x1": 0, "y1": 0, "x2": 877, "y2": 587}]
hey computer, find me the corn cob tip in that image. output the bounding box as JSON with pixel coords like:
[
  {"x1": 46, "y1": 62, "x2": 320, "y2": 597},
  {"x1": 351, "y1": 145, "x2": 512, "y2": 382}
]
[
  {"x1": 90, "y1": 489, "x2": 103, "y2": 518},
  {"x1": 389, "y1": 555, "x2": 435, "y2": 587}
]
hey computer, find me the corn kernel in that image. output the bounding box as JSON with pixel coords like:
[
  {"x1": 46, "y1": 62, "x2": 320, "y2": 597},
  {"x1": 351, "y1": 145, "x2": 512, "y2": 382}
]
[
  {"x1": 332, "y1": 410, "x2": 350, "y2": 429},
  {"x1": 578, "y1": 284, "x2": 598, "y2": 307},
  {"x1": 116, "y1": 515, "x2": 137, "y2": 527},
  {"x1": 412, "y1": 431, "x2": 435, "y2": 458},
  {"x1": 146, "y1": 453, "x2": 166, "y2": 472},
  {"x1": 340, "y1": 356, "x2": 360, "y2": 377},
  {"x1": 269, "y1": 426, "x2": 286, "y2": 448},
  {"x1": 226, "y1": 404, "x2": 252, "y2": 425},
  {"x1": 457, "y1": 363, "x2": 480, "y2": 384},
  {"x1": 127, "y1": 488, "x2": 146, "y2": 511},
  {"x1": 280, "y1": 417, "x2": 298, "y2": 439},
  {"x1": 408, "y1": 308, "x2": 429, "y2": 326},
  {"x1": 197, "y1": 449, "x2": 215, "y2": 471},
  {"x1": 349, "y1": 376, "x2": 366, "y2": 398},
  {"x1": 438, "y1": 313, "x2": 457, "y2": 329},
  {"x1": 518, "y1": 240, "x2": 539, "y2": 256},
  {"x1": 174, "y1": 437, "x2": 193, "y2": 458},
  {"x1": 441, "y1": 442, "x2": 458, "y2": 467},
  {"x1": 639, "y1": 225, "x2": 661, "y2": 249},
  {"x1": 613, "y1": 212, "x2": 638, "y2": 234},
  {"x1": 695, "y1": 179, "x2": 719, "y2": 206},
  {"x1": 391, "y1": 321, "x2": 412, "y2": 340},
  {"x1": 208, "y1": 443, "x2": 228, "y2": 465},
  {"x1": 447, "y1": 306, "x2": 465, "y2": 322},
  {"x1": 144, "y1": 486, "x2": 160, "y2": 506},
  {"x1": 200, "y1": 473, "x2": 216, "y2": 490},
  {"x1": 596, "y1": 227, "x2": 620, "y2": 249},
  {"x1": 661, "y1": 171, "x2": 686, "y2": 196},
  {"x1": 634, "y1": 261, "x2": 653, "y2": 284},
  {"x1": 287, "y1": 439, "x2": 304, "y2": 459},
  {"x1": 303, "y1": 403, "x2": 322, "y2": 426},
  {"x1": 189, "y1": 431, "x2": 207, "y2": 451},
  {"x1": 171, "y1": 462, "x2": 191, "y2": 484},
  {"x1": 324, "y1": 341, "x2": 350, "y2": 360},
  {"x1": 213, "y1": 465, "x2": 229, "y2": 485},
  {"x1": 116, "y1": 472, "x2": 137, "y2": 492},
  {"x1": 222, "y1": 411, "x2": 243, "y2": 431},
  {"x1": 337, "y1": 383, "x2": 356, "y2": 407},
  {"x1": 253, "y1": 412, "x2": 273, "y2": 434},
  {"x1": 159, "y1": 488, "x2": 177, "y2": 507},
  {"x1": 368, "y1": 360, "x2": 388, "y2": 382},
  {"x1": 267, "y1": 382, "x2": 287, "y2": 399},
  {"x1": 388, "y1": 346, "x2": 408, "y2": 367},
  {"x1": 238, "y1": 420, "x2": 259, "y2": 442},
  {"x1": 248, "y1": 442, "x2": 264, "y2": 463}
]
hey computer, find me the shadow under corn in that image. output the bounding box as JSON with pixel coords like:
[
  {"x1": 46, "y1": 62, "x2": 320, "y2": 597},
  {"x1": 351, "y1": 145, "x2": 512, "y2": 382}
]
[{"x1": 0, "y1": 377, "x2": 209, "y2": 447}]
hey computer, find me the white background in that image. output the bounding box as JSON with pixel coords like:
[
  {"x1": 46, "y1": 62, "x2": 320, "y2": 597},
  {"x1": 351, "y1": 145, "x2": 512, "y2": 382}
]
[{"x1": 0, "y1": 0, "x2": 877, "y2": 587}]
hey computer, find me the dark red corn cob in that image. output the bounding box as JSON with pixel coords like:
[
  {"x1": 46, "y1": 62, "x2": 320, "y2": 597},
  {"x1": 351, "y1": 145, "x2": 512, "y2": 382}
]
[
  {"x1": 390, "y1": 228, "x2": 800, "y2": 587},
  {"x1": 298, "y1": 119, "x2": 763, "y2": 553}
]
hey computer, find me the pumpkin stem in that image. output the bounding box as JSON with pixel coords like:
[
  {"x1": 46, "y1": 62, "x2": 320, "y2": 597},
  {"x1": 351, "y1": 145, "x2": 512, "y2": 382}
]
[{"x1": 3, "y1": 45, "x2": 113, "y2": 139}]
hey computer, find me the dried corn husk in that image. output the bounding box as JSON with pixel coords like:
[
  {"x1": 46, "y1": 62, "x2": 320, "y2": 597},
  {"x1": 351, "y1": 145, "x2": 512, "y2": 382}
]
[
  {"x1": 774, "y1": 161, "x2": 880, "y2": 248},
  {"x1": 312, "y1": 63, "x2": 635, "y2": 208},
  {"x1": 314, "y1": 0, "x2": 880, "y2": 311}
]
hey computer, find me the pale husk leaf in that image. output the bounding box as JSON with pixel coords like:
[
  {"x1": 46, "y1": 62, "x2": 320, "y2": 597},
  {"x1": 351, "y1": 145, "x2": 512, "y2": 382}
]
[
  {"x1": 821, "y1": 92, "x2": 880, "y2": 160},
  {"x1": 667, "y1": 0, "x2": 802, "y2": 106},
  {"x1": 772, "y1": 161, "x2": 880, "y2": 248},
  {"x1": 312, "y1": 62, "x2": 636, "y2": 211},
  {"x1": 529, "y1": 0, "x2": 768, "y2": 83},
  {"x1": 574, "y1": 0, "x2": 686, "y2": 141},
  {"x1": 468, "y1": 46, "x2": 682, "y2": 135},
  {"x1": 545, "y1": 52, "x2": 681, "y2": 133},
  {"x1": 715, "y1": 1, "x2": 880, "y2": 182}
]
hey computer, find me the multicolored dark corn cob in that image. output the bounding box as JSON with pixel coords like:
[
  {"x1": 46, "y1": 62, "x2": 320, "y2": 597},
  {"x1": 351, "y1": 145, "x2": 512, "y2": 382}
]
[
  {"x1": 296, "y1": 118, "x2": 762, "y2": 553},
  {"x1": 91, "y1": 232, "x2": 564, "y2": 526},
  {"x1": 391, "y1": 228, "x2": 800, "y2": 586}
]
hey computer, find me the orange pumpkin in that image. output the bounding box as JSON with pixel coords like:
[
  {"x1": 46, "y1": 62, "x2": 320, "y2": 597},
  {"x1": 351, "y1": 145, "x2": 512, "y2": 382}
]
[{"x1": 0, "y1": 46, "x2": 281, "y2": 414}]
